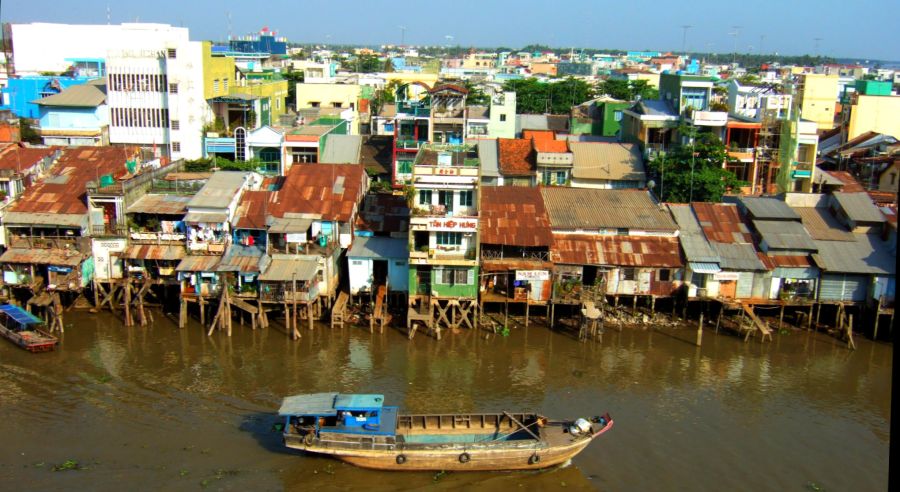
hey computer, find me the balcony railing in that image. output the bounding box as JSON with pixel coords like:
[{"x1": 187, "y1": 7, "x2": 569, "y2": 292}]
[
  {"x1": 644, "y1": 143, "x2": 667, "y2": 159},
  {"x1": 130, "y1": 231, "x2": 187, "y2": 243},
  {"x1": 92, "y1": 224, "x2": 128, "y2": 237},
  {"x1": 188, "y1": 239, "x2": 228, "y2": 254},
  {"x1": 8, "y1": 235, "x2": 87, "y2": 251}
]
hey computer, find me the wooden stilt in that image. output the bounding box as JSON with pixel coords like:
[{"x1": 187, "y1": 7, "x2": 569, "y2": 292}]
[
  {"x1": 525, "y1": 301, "x2": 530, "y2": 328},
  {"x1": 696, "y1": 313, "x2": 703, "y2": 347},
  {"x1": 124, "y1": 281, "x2": 133, "y2": 327},
  {"x1": 778, "y1": 304, "x2": 784, "y2": 330},
  {"x1": 715, "y1": 305, "x2": 722, "y2": 334},
  {"x1": 807, "y1": 304, "x2": 814, "y2": 330}
]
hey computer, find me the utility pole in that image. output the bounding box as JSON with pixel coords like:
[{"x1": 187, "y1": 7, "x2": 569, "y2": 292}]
[
  {"x1": 399, "y1": 25, "x2": 406, "y2": 47},
  {"x1": 680, "y1": 25, "x2": 692, "y2": 61},
  {"x1": 730, "y1": 26, "x2": 742, "y2": 65},
  {"x1": 814, "y1": 37, "x2": 823, "y2": 57},
  {"x1": 759, "y1": 34, "x2": 766, "y2": 56}
]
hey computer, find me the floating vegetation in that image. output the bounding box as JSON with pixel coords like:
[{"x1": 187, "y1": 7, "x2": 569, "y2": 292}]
[
  {"x1": 52, "y1": 460, "x2": 81, "y2": 472},
  {"x1": 433, "y1": 470, "x2": 446, "y2": 481}
]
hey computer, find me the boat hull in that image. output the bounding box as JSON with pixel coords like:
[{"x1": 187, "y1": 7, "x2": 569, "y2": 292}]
[{"x1": 285, "y1": 420, "x2": 613, "y2": 472}]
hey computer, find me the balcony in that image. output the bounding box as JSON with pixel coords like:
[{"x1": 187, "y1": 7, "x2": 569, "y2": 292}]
[
  {"x1": 92, "y1": 224, "x2": 128, "y2": 237},
  {"x1": 644, "y1": 143, "x2": 667, "y2": 159},
  {"x1": 8, "y1": 235, "x2": 86, "y2": 251},
  {"x1": 396, "y1": 103, "x2": 430, "y2": 117},
  {"x1": 727, "y1": 148, "x2": 755, "y2": 162},
  {"x1": 688, "y1": 110, "x2": 728, "y2": 127},
  {"x1": 395, "y1": 139, "x2": 427, "y2": 150},
  {"x1": 188, "y1": 239, "x2": 228, "y2": 255},
  {"x1": 130, "y1": 231, "x2": 187, "y2": 244}
]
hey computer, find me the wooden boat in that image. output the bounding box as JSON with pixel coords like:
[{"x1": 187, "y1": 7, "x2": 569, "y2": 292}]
[
  {"x1": 0, "y1": 304, "x2": 59, "y2": 353},
  {"x1": 278, "y1": 393, "x2": 613, "y2": 471}
]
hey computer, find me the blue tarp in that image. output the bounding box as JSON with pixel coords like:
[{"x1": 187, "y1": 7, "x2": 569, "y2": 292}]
[{"x1": 0, "y1": 304, "x2": 44, "y2": 326}]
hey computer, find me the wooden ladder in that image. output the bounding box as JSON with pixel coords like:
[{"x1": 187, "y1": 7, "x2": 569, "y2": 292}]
[
  {"x1": 741, "y1": 304, "x2": 773, "y2": 342},
  {"x1": 331, "y1": 291, "x2": 349, "y2": 329}
]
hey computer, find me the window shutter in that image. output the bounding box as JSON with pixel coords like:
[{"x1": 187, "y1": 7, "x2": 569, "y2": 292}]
[
  {"x1": 434, "y1": 267, "x2": 444, "y2": 285},
  {"x1": 467, "y1": 269, "x2": 475, "y2": 285}
]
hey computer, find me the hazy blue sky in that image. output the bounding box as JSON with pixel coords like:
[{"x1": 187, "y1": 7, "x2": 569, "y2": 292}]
[{"x1": 2, "y1": 0, "x2": 897, "y2": 60}]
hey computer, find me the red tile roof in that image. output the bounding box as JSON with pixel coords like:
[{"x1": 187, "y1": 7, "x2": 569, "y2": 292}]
[
  {"x1": 551, "y1": 234, "x2": 683, "y2": 267},
  {"x1": 522, "y1": 130, "x2": 555, "y2": 142},
  {"x1": 497, "y1": 138, "x2": 535, "y2": 176},
  {"x1": 691, "y1": 202, "x2": 754, "y2": 244},
  {"x1": 9, "y1": 146, "x2": 138, "y2": 216},
  {"x1": 480, "y1": 186, "x2": 552, "y2": 247}
]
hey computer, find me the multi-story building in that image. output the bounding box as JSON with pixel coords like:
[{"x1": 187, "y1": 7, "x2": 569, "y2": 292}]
[
  {"x1": 795, "y1": 73, "x2": 839, "y2": 130},
  {"x1": 390, "y1": 82, "x2": 431, "y2": 187},
  {"x1": 407, "y1": 143, "x2": 480, "y2": 331}
]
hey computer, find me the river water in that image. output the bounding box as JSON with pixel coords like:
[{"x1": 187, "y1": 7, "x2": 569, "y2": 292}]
[{"x1": 0, "y1": 311, "x2": 891, "y2": 491}]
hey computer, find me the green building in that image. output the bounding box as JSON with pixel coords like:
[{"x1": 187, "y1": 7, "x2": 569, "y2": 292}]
[{"x1": 570, "y1": 96, "x2": 631, "y2": 137}]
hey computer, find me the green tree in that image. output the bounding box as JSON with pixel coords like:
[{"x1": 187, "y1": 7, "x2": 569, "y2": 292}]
[
  {"x1": 462, "y1": 80, "x2": 489, "y2": 106},
  {"x1": 502, "y1": 77, "x2": 594, "y2": 114},
  {"x1": 597, "y1": 79, "x2": 658, "y2": 101},
  {"x1": 648, "y1": 126, "x2": 745, "y2": 203},
  {"x1": 371, "y1": 80, "x2": 402, "y2": 115},
  {"x1": 282, "y1": 68, "x2": 304, "y2": 108},
  {"x1": 18, "y1": 120, "x2": 41, "y2": 144}
]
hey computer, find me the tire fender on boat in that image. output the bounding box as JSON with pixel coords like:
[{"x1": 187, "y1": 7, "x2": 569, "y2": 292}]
[
  {"x1": 304, "y1": 433, "x2": 315, "y2": 446},
  {"x1": 396, "y1": 454, "x2": 407, "y2": 465},
  {"x1": 459, "y1": 452, "x2": 471, "y2": 464},
  {"x1": 529, "y1": 454, "x2": 541, "y2": 465}
]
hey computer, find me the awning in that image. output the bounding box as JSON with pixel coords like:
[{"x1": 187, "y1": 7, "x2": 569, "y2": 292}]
[
  {"x1": 259, "y1": 256, "x2": 318, "y2": 282},
  {"x1": 0, "y1": 248, "x2": 84, "y2": 267},
  {"x1": 176, "y1": 255, "x2": 222, "y2": 272},
  {"x1": 118, "y1": 244, "x2": 186, "y2": 261},
  {"x1": 184, "y1": 212, "x2": 228, "y2": 224},
  {"x1": 268, "y1": 217, "x2": 313, "y2": 234},
  {"x1": 688, "y1": 262, "x2": 721, "y2": 274},
  {"x1": 0, "y1": 304, "x2": 44, "y2": 326}
]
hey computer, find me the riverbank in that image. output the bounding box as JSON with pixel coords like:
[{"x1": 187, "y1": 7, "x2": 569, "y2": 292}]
[{"x1": 0, "y1": 310, "x2": 890, "y2": 491}]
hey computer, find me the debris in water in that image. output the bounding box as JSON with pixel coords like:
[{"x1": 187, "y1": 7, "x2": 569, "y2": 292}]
[{"x1": 52, "y1": 460, "x2": 81, "y2": 472}]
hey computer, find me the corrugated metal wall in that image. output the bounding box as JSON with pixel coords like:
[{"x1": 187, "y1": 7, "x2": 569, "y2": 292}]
[
  {"x1": 819, "y1": 274, "x2": 868, "y2": 302},
  {"x1": 737, "y1": 272, "x2": 754, "y2": 298}
]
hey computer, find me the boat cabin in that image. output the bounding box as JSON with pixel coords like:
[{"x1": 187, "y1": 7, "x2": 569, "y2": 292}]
[{"x1": 280, "y1": 393, "x2": 398, "y2": 438}]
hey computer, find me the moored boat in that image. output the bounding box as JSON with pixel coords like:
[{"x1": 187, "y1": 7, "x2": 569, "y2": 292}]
[
  {"x1": 0, "y1": 304, "x2": 59, "y2": 353},
  {"x1": 278, "y1": 393, "x2": 613, "y2": 471}
]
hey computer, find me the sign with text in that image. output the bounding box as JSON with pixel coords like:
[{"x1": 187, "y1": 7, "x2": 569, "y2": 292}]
[
  {"x1": 516, "y1": 270, "x2": 550, "y2": 281},
  {"x1": 713, "y1": 271, "x2": 740, "y2": 281},
  {"x1": 427, "y1": 218, "x2": 478, "y2": 232}
]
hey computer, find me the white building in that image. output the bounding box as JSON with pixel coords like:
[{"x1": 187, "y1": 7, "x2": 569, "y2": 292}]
[{"x1": 10, "y1": 23, "x2": 208, "y2": 160}]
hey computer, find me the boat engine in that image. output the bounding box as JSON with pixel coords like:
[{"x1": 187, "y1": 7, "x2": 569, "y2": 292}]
[{"x1": 569, "y1": 418, "x2": 592, "y2": 435}]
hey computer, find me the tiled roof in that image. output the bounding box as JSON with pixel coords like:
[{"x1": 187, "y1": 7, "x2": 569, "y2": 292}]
[
  {"x1": 541, "y1": 188, "x2": 677, "y2": 231},
  {"x1": 497, "y1": 138, "x2": 535, "y2": 176},
  {"x1": 551, "y1": 234, "x2": 683, "y2": 267},
  {"x1": 480, "y1": 186, "x2": 552, "y2": 247},
  {"x1": 692, "y1": 202, "x2": 754, "y2": 244},
  {"x1": 8, "y1": 146, "x2": 137, "y2": 216}
]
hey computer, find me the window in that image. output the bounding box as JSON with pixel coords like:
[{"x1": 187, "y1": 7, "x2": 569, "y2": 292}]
[
  {"x1": 397, "y1": 159, "x2": 413, "y2": 174},
  {"x1": 621, "y1": 268, "x2": 635, "y2": 281},
  {"x1": 213, "y1": 79, "x2": 219, "y2": 93},
  {"x1": 658, "y1": 269, "x2": 671, "y2": 282},
  {"x1": 170, "y1": 120, "x2": 180, "y2": 130},
  {"x1": 332, "y1": 102, "x2": 343, "y2": 108},
  {"x1": 167, "y1": 48, "x2": 177, "y2": 59},
  {"x1": 310, "y1": 101, "x2": 320, "y2": 108},
  {"x1": 499, "y1": 114, "x2": 507, "y2": 122},
  {"x1": 418, "y1": 190, "x2": 432, "y2": 205},
  {"x1": 437, "y1": 232, "x2": 462, "y2": 246},
  {"x1": 276, "y1": 98, "x2": 281, "y2": 110},
  {"x1": 613, "y1": 110, "x2": 623, "y2": 122},
  {"x1": 616, "y1": 228, "x2": 629, "y2": 236},
  {"x1": 172, "y1": 142, "x2": 181, "y2": 152},
  {"x1": 223, "y1": 79, "x2": 228, "y2": 92},
  {"x1": 438, "y1": 268, "x2": 471, "y2": 285},
  {"x1": 460, "y1": 190, "x2": 473, "y2": 207}
]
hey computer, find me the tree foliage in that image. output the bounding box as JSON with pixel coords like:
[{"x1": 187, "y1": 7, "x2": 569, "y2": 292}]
[
  {"x1": 462, "y1": 80, "x2": 490, "y2": 106},
  {"x1": 647, "y1": 126, "x2": 745, "y2": 203},
  {"x1": 282, "y1": 68, "x2": 304, "y2": 107},
  {"x1": 596, "y1": 79, "x2": 658, "y2": 101},
  {"x1": 342, "y1": 54, "x2": 383, "y2": 73},
  {"x1": 501, "y1": 77, "x2": 595, "y2": 114}
]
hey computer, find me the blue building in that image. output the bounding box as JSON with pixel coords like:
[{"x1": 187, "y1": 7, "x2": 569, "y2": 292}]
[
  {"x1": 1, "y1": 76, "x2": 98, "y2": 119},
  {"x1": 229, "y1": 31, "x2": 287, "y2": 56},
  {"x1": 34, "y1": 79, "x2": 109, "y2": 146}
]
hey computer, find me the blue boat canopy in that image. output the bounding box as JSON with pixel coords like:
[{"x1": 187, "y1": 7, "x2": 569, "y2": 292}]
[
  {"x1": 0, "y1": 304, "x2": 44, "y2": 326},
  {"x1": 278, "y1": 393, "x2": 387, "y2": 416},
  {"x1": 279, "y1": 392, "x2": 339, "y2": 416}
]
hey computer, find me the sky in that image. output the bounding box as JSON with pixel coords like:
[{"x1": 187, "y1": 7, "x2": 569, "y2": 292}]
[{"x1": 2, "y1": 0, "x2": 898, "y2": 61}]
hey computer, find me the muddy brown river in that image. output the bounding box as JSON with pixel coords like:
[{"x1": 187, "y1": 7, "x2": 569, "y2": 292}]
[{"x1": 0, "y1": 311, "x2": 891, "y2": 491}]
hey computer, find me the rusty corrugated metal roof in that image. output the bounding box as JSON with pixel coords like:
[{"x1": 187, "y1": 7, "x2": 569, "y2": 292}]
[
  {"x1": 481, "y1": 259, "x2": 553, "y2": 272},
  {"x1": 276, "y1": 164, "x2": 366, "y2": 222},
  {"x1": 9, "y1": 146, "x2": 139, "y2": 216},
  {"x1": 692, "y1": 202, "x2": 754, "y2": 244},
  {"x1": 0, "y1": 146, "x2": 57, "y2": 171},
  {"x1": 480, "y1": 186, "x2": 552, "y2": 247},
  {"x1": 0, "y1": 248, "x2": 83, "y2": 266},
  {"x1": 794, "y1": 207, "x2": 856, "y2": 241},
  {"x1": 497, "y1": 138, "x2": 536, "y2": 176},
  {"x1": 176, "y1": 255, "x2": 222, "y2": 272},
  {"x1": 119, "y1": 244, "x2": 186, "y2": 261},
  {"x1": 127, "y1": 194, "x2": 192, "y2": 216},
  {"x1": 551, "y1": 234, "x2": 683, "y2": 267}
]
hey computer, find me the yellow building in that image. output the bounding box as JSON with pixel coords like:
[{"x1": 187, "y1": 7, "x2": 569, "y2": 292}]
[
  {"x1": 797, "y1": 73, "x2": 839, "y2": 130},
  {"x1": 295, "y1": 83, "x2": 361, "y2": 134},
  {"x1": 383, "y1": 72, "x2": 439, "y2": 88},
  {"x1": 202, "y1": 42, "x2": 236, "y2": 100},
  {"x1": 231, "y1": 75, "x2": 289, "y2": 126},
  {"x1": 846, "y1": 95, "x2": 900, "y2": 140}
]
